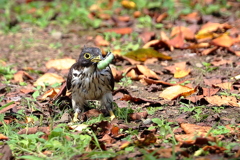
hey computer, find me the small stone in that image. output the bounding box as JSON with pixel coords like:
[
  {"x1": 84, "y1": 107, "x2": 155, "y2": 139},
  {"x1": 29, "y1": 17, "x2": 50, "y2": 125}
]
[
  {"x1": 142, "y1": 118, "x2": 152, "y2": 125},
  {"x1": 195, "y1": 63, "x2": 203, "y2": 68},
  {"x1": 51, "y1": 31, "x2": 62, "y2": 39}
]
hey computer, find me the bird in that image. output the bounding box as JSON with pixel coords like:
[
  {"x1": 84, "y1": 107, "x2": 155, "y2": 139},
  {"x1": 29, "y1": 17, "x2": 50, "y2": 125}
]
[{"x1": 67, "y1": 47, "x2": 115, "y2": 122}]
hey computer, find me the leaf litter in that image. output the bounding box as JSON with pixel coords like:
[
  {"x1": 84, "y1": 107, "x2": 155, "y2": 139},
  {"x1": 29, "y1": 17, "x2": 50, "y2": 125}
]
[{"x1": 0, "y1": 0, "x2": 240, "y2": 159}]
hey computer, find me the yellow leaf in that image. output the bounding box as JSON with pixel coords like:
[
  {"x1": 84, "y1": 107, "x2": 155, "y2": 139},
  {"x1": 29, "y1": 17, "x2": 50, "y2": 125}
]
[
  {"x1": 159, "y1": 85, "x2": 196, "y2": 100},
  {"x1": 124, "y1": 48, "x2": 172, "y2": 62},
  {"x1": 121, "y1": 0, "x2": 136, "y2": 9}
]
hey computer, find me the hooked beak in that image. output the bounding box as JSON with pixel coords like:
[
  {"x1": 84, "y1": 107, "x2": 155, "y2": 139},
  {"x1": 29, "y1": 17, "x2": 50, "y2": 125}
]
[{"x1": 91, "y1": 55, "x2": 102, "y2": 63}]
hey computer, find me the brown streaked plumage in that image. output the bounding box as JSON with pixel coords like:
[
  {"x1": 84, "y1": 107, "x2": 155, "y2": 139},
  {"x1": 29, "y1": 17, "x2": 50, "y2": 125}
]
[{"x1": 67, "y1": 47, "x2": 115, "y2": 122}]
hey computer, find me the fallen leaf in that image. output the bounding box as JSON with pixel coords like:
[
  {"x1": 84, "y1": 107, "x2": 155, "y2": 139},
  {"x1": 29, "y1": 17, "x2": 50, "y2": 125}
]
[
  {"x1": 136, "y1": 65, "x2": 160, "y2": 79},
  {"x1": 213, "y1": 82, "x2": 233, "y2": 90},
  {"x1": 124, "y1": 48, "x2": 172, "y2": 62},
  {"x1": 204, "y1": 95, "x2": 239, "y2": 107},
  {"x1": 99, "y1": 134, "x2": 115, "y2": 145},
  {"x1": 139, "y1": 31, "x2": 155, "y2": 44},
  {"x1": 204, "y1": 78, "x2": 222, "y2": 86},
  {"x1": 0, "y1": 134, "x2": 8, "y2": 140},
  {"x1": 202, "y1": 46, "x2": 219, "y2": 55},
  {"x1": 128, "y1": 111, "x2": 148, "y2": 120},
  {"x1": 202, "y1": 87, "x2": 219, "y2": 96},
  {"x1": 168, "y1": 32, "x2": 185, "y2": 48},
  {"x1": 39, "y1": 88, "x2": 60, "y2": 100},
  {"x1": 211, "y1": 59, "x2": 233, "y2": 66},
  {"x1": 211, "y1": 35, "x2": 235, "y2": 48},
  {"x1": 111, "y1": 126, "x2": 120, "y2": 137},
  {"x1": 180, "y1": 12, "x2": 200, "y2": 23},
  {"x1": 141, "y1": 78, "x2": 175, "y2": 86},
  {"x1": 94, "y1": 35, "x2": 110, "y2": 46},
  {"x1": 156, "y1": 12, "x2": 168, "y2": 23},
  {"x1": 14, "y1": 71, "x2": 33, "y2": 83},
  {"x1": 197, "y1": 22, "x2": 231, "y2": 35},
  {"x1": 181, "y1": 123, "x2": 212, "y2": 135},
  {"x1": 111, "y1": 67, "x2": 123, "y2": 81},
  {"x1": 104, "y1": 27, "x2": 132, "y2": 35},
  {"x1": 174, "y1": 67, "x2": 191, "y2": 78},
  {"x1": 126, "y1": 68, "x2": 139, "y2": 80},
  {"x1": 135, "y1": 131, "x2": 157, "y2": 147},
  {"x1": 69, "y1": 124, "x2": 89, "y2": 132},
  {"x1": 171, "y1": 26, "x2": 195, "y2": 40},
  {"x1": 46, "y1": 58, "x2": 76, "y2": 70},
  {"x1": 121, "y1": 0, "x2": 136, "y2": 9},
  {"x1": 18, "y1": 126, "x2": 50, "y2": 134},
  {"x1": 159, "y1": 85, "x2": 196, "y2": 100},
  {"x1": 120, "y1": 141, "x2": 131, "y2": 149},
  {"x1": 34, "y1": 73, "x2": 64, "y2": 86},
  {"x1": 202, "y1": 145, "x2": 227, "y2": 153}
]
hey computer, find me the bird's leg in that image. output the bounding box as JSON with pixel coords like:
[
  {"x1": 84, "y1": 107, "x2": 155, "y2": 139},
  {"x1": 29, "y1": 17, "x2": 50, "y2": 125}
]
[
  {"x1": 101, "y1": 92, "x2": 116, "y2": 120},
  {"x1": 72, "y1": 108, "x2": 81, "y2": 122},
  {"x1": 71, "y1": 98, "x2": 85, "y2": 123},
  {"x1": 109, "y1": 110, "x2": 116, "y2": 121}
]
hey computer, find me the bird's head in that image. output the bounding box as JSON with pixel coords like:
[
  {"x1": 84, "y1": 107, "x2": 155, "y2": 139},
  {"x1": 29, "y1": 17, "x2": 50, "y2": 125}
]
[{"x1": 78, "y1": 47, "x2": 103, "y2": 67}]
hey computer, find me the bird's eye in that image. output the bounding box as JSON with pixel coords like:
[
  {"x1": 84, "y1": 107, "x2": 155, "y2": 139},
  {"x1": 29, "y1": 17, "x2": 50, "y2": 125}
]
[{"x1": 84, "y1": 53, "x2": 91, "y2": 59}]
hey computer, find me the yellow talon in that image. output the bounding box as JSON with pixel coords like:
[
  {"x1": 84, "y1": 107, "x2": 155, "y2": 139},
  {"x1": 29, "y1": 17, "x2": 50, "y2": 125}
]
[
  {"x1": 72, "y1": 112, "x2": 79, "y2": 122},
  {"x1": 109, "y1": 110, "x2": 116, "y2": 120}
]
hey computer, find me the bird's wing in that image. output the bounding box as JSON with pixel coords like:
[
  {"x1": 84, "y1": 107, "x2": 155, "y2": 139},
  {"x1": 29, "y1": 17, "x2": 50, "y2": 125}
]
[
  {"x1": 67, "y1": 63, "x2": 75, "y2": 90},
  {"x1": 106, "y1": 66, "x2": 115, "y2": 91}
]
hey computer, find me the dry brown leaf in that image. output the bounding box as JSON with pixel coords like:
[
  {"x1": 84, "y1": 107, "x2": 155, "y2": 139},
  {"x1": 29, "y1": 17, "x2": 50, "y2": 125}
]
[
  {"x1": 211, "y1": 35, "x2": 235, "y2": 48},
  {"x1": 187, "y1": 42, "x2": 210, "y2": 49},
  {"x1": 14, "y1": 71, "x2": 33, "y2": 83},
  {"x1": 18, "y1": 126, "x2": 51, "y2": 134},
  {"x1": 39, "y1": 88, "x2": 60, "y2": 100},
  {"x1": 171, "y1": 26, "x2": 195, "y2": 40},
  {"x1": 128, "y1": 111, "x2": 148, "y2": 120},
  {"x1": 118, "y1": 15, "x2": 130, "y2": 22},
  {"x1": 0, "y1": 134, "x2": 8, "y2": 140},
  {"x1": 136, "y1": 65, "x2": 160, "y2": 79},
  {"x1": 141, "y1": 78, "x2": 175, "y2": 86},
  {"x1": 46, "y1": 58, "x2": 76, "y2": 70},
  {"x1": 94, "y1": 35, "x2": 110, "y2": 46},
  {"x1": 201, "y1": 46, "x2": 218, "y2": 55},
  {"x1": 126, "y1": 69, "x2": 139, "y2": 80},
  {"x1": 34, "y1": 73, "x2": 65, "y2": 86},
  {"x1": 213, "y1": 82, "x2": 233, "y2": 90},
  {"x1": 175, "y1": 134, "x2": 216, "y2": 143},
  {"x1": 168, "y1": 32, "x2": 185, "y2": 48},
  {"x1": 156, "y1": 12, "x2": 168, "y2": 23},
  {"x1": 204, "y1": 95, "x2": 239, "y2": 107},
  {"x1": 211, "y1": 59, "x2": 233, "y2": 66},
  {"x1": 181, "y1": 123, "x2": 212, "y2": 135},
  {"x1": 180, "y1": 12, "x2": 200, "y2": 23},
  {"x1": 202, "y1": 87, "x2": 219, "y2": 96},
  {"x1": 104, "y1": 27, "x2": 132, "y2": 35},
  {"x1": 111, "y1": 67, "x2": 123, "y2": 81},
  {"x1": 198, "y1": 22, "x2": 231, "y2": 35},
  {"x1": 159, "y1": 85, "x2": 196, "y2": 100},
  {"x1": 174, "y1": 67, "x2": 191, "y2": 78}
]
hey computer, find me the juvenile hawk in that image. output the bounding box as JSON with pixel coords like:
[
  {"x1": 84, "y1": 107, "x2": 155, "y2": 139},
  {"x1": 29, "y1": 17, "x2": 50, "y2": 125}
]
[{"x1": 67, "y1": 47, "x2": 115, "y2": 122}]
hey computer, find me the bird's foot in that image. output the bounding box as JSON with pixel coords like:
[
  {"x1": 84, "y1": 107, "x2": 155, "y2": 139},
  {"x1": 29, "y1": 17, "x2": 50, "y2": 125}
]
[
  {"x1": 72, "y1": 112, "x2": 79, "y2": 123},
  {"x1": 109, "y1": 110, "x2": 116, "y2": 121}
]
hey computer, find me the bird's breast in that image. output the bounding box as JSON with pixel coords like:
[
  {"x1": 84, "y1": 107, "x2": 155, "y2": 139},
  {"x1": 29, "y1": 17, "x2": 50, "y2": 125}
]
[{"x1": 71, "y1": 67, "x2": 112, "y2": 100}]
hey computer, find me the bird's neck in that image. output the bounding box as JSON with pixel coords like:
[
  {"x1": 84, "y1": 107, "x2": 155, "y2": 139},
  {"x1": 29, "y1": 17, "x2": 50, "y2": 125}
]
[{"x1": 82, "y1": 65, "x2": 97, "y2": 74}]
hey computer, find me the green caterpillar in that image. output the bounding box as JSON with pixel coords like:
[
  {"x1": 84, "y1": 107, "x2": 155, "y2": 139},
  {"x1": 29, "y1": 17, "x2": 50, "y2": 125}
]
[{"x1": 97, "y1": 52, "x2": 114, "y2": 70}]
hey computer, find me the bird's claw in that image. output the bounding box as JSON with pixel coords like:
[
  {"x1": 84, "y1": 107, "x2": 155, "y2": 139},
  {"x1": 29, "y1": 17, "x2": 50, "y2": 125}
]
[
  {"x1": 72, "y1": 112, "x2": 79, "y2": 122},
  {"x1": 109, "y1": 110, "x2": 116, "y2": 121}
]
